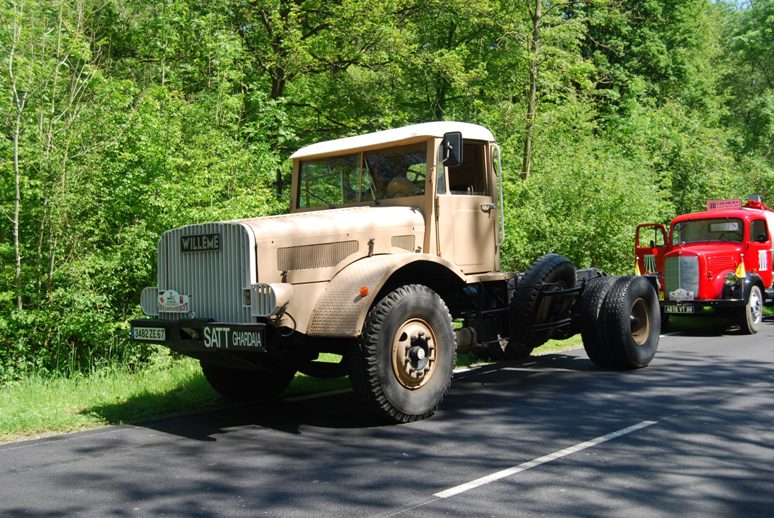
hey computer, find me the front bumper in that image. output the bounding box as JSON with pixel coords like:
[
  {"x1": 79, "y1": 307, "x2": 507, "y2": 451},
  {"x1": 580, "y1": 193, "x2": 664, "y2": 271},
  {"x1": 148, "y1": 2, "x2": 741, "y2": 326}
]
[{"x1": 130, "y1": 318, "x2": 267, "y2": 353}]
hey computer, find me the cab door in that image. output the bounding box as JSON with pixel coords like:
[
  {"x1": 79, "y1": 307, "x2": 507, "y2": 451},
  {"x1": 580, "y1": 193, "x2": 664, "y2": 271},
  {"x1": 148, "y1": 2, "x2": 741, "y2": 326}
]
[
  {"x1": 635, "y1": 223, "x2": 668, "y2": 274},
  {"x1": 748, "y1": 218, "x2": 772, "y2": 288},
  {"x1": 435, "y1": 140, "x2": 497, "y2": 274}
]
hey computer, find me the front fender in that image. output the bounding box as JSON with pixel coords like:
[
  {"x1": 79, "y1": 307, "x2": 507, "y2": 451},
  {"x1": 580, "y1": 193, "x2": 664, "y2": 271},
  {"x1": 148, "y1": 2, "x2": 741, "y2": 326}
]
[{"x1": 306, "y1": 254, "x2": 465, "y2": 337}]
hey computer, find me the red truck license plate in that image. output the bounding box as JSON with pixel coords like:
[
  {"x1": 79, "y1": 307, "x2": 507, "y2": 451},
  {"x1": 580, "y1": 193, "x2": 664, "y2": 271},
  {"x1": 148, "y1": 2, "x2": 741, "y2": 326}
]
[{"x1": 665, "y1": 305, "x2": 694, "y2": 314}]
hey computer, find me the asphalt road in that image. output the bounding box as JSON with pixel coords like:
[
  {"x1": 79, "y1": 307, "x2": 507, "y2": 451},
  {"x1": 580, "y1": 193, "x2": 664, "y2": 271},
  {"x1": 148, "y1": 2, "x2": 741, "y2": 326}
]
[{"x1": 2, "y1": 317, "x2": 773, "y2": 517}]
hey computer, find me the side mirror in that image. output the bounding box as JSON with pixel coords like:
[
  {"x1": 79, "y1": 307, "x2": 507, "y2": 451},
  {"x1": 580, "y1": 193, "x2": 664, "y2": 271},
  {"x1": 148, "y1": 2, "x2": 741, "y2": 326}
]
[
  {"x1": 441, "y1": 132, "x2": 463, "y2": 167},
  {"x1": 757, "y1": 233, "x2": 768, "y2": 243}
]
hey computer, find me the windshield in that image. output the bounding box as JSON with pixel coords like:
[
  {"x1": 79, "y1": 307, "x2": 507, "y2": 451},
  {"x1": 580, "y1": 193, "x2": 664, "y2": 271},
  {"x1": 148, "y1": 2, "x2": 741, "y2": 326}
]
[
  {"x1": 671, "y1": 218, "x2": 743, "y2": 245},
  {"x1": 297, "y1": 143, "x2": 427, "y2": 209}
]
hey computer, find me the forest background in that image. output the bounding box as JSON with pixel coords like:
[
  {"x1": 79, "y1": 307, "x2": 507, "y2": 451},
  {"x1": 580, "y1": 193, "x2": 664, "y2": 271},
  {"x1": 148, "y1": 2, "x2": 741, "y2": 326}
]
[{"x1": 1, "y1": 0, "x2": 772, "y2": 382}]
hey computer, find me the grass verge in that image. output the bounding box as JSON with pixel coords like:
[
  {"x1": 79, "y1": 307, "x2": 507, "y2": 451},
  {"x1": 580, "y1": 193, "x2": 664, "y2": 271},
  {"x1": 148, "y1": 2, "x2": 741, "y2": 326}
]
[{"x1": 1, "y1": 338, "x2": 583, "y2": 444}]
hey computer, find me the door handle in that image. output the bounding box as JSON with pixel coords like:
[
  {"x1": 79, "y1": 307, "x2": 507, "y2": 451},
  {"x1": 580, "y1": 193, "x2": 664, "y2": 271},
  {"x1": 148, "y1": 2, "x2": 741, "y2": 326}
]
[{"x1": 480, "y1": 203, "x2": 495, "y2": 214}]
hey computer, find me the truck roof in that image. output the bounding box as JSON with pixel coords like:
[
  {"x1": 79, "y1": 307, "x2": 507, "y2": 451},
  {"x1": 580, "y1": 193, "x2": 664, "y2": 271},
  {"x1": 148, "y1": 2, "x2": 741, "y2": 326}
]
[
  {"x1": 672, "y1": 206, "x2": 771, "y2": 224},
  {"x1": 290, "y1": 121, "x2": 495, "y2": 160}
]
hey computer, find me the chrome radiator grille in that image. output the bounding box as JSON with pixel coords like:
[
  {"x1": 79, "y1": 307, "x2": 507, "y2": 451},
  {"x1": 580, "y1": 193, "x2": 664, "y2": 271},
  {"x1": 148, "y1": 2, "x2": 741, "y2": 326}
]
[
  {"x1": 157, "y1": 222, "x2": 256, "y2": 322},
  {"x1": 664, "y1": 256, "x2": 699, "y2": 299}
]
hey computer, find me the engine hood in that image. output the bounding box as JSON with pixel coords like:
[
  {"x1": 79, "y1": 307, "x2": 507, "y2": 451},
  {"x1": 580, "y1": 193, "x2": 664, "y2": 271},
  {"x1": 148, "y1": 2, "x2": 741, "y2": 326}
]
[
  {"x1": 665, "y1": 242, "x2": 743, "y2": 259},
  {"x1": 234, "y1": 206, "x2": 426, "y2": 284},
  {"x1": 235, "y1": 206, "x2": 425, "y2": 244}
]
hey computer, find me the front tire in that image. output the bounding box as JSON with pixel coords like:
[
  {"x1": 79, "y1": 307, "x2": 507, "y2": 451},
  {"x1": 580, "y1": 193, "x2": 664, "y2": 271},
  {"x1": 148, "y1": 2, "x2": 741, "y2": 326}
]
[
  {"x1": 200, "y1": 361, "x2": 296, "y2": 402},
  {"x1": 350, "y1": 285, "x2": 456, "y2": 423},
  {"x1": 738, "y1": 284, "x2": 763, "y2": 334}
]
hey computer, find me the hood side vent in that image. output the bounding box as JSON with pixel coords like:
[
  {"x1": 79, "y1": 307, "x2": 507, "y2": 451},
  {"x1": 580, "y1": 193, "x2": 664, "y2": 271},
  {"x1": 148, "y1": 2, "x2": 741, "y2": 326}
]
[
  {"x1": 278, "y1": 240, "x2": 358, "y2": 271},
  {"x1": 391, "y1": 235, "x2": 416, "y2": 252}
]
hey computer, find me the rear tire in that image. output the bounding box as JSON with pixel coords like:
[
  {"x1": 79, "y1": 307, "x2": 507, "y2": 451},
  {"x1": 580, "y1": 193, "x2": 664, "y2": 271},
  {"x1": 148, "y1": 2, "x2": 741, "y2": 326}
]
[
  {"x1": 509, "y1": 254, "x2": 576, "y2": 352},
  {"x1": 580, "y1": 276, "x2": 617, "y2": 367},
  {"x1": 200, "y1": 361, "x2": 296, "y2": 402},
  {"x1": 600, "y1": 276, "x2": 660, "y2": 369},
  {"x1": 738, "y1": 285, "x2": 763, "y2": 335},
  {"x1": 350, "y1": 284, "x2": 456, "y2": 423}
]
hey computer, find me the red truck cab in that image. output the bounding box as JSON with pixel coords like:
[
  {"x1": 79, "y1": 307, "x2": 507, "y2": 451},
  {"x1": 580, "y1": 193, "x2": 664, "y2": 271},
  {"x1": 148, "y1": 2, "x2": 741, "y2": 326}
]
[{"x1": 635, "y1": 196, "x2": 774, "y2": 333}]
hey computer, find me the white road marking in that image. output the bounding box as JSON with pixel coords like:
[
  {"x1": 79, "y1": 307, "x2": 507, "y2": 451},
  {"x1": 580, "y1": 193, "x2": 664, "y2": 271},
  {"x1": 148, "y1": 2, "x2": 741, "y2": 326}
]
[{"x1": 433, "y1": 420, "x2": 658, "y2": 499}]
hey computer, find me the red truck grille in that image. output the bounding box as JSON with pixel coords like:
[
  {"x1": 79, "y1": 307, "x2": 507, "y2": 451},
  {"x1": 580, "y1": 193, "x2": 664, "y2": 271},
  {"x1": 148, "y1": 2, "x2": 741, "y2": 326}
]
[{"x1": 664, "y1": 256, "x2": 699, "y2": 299}]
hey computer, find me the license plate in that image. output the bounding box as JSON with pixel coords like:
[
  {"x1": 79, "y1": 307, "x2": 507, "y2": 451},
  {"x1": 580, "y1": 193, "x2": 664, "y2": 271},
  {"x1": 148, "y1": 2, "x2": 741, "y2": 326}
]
[
  {"x1": 203, "y1": 325, "x2": 265, "y2": 351},
  {"x1": 665, "y1": 305, "x2": 695, "y2": 314},
  {"x1": 133, "y1": 327, "x2": 166, "y2": 341}
]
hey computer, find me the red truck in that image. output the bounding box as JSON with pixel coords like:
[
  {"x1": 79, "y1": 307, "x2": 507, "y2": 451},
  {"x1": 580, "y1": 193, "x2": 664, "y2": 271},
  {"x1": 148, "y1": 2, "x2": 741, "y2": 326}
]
[{"x1": 636, "y1": 195, "x2": 774, "y2": 334}]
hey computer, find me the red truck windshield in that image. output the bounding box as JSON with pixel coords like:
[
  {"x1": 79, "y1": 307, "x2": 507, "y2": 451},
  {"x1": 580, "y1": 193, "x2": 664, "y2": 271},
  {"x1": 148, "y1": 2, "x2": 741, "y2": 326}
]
[{"x1": 671, "y1": 218, "x2": 744, "y2": 245}]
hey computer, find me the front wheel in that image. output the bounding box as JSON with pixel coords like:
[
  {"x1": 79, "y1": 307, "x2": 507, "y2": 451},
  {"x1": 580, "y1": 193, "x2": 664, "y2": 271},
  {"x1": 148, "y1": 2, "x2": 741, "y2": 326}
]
[
  {"x1": 350, "y1": 284, "x2": 456, "y2": 423},
  {"x1": 200, "y1": 361, "x2": 296, "y2": 402},
  {"x1": 738, "y1": 285, "x2": 763, "y2": 335}
]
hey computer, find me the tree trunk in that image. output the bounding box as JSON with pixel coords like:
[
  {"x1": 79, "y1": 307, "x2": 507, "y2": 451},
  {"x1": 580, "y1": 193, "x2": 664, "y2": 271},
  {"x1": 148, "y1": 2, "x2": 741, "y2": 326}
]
[
  {"x1": 13, "y1": 93, "x2": 26, "y2": 310},
  {"x1": 9, "y1": 2, "x2": 26, "y2": 310},
  {"x1": 521, "y1": 0, "x2": 542, "y2": 181}
]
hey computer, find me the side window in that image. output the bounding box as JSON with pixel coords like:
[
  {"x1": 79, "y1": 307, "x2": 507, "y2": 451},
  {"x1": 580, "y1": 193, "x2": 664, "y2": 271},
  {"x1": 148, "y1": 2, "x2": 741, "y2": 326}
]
[
  {"x1": 447, "y1": 141, "x2": 487, "y2": 195},
  {"x1": 750, "y1": 220, "x2": 769, "y2": 242},
  {"x1": 636, "y1": 226, "x2": 665, "y2": 248}
]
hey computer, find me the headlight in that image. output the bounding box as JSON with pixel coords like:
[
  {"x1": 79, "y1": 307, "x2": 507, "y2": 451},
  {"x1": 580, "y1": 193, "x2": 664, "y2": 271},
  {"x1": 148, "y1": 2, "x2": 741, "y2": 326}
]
[
  {"x1": 250, "y1": 283, "x2": 294, "y2": 317},
  {"x1": 724, "y1": 272, "x2": 737, "y2": 285}
]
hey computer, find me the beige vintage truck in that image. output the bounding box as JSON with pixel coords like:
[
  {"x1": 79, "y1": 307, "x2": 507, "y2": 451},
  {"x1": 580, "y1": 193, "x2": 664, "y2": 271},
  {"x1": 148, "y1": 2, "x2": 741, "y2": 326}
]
[{"x1": 131, "y1": 121, "x2": 660, "y2": 423}]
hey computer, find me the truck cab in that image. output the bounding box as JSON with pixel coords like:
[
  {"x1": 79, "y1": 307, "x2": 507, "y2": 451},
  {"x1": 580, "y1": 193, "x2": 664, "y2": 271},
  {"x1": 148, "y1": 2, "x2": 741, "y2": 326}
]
[{"x1": 635, "y1": 196, "x2": 774, "y2": 333}]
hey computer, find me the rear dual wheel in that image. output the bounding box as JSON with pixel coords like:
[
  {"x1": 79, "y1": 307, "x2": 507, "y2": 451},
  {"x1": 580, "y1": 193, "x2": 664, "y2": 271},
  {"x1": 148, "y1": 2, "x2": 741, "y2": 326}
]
[
  {"x1": 507, "y1": 254, "x2": 576, "y2": 357},
  {"x1": 581, "y1": 276, "x2": 660, "y2": 369}
]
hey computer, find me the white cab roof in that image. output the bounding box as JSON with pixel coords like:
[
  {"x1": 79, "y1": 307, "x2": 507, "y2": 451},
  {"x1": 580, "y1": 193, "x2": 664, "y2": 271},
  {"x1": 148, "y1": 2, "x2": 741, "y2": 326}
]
[{"x1": 290, "y1": 121, "x2": 495, "y2": 160}]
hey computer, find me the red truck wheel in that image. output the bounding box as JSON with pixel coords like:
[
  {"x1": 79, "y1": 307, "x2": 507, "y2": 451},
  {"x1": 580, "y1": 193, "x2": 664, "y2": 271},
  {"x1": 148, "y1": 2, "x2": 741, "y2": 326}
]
[
  {"x1": 738, "y1": 285, "x2": 763, "y2": 334},
  {"x1": 351, "y1": 284, "x2": 456, "y2": 423}
]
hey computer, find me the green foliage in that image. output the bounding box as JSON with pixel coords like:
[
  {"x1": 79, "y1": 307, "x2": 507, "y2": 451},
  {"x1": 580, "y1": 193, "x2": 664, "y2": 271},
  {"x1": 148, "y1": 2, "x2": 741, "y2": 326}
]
[
  {"x1": 723, "y1": 0, "x2": 774, "y2": 161},
  {"x1": 1, "y1": 0, "x2": 772, "y2": 383},
  {"x1": 500, "y1": 101, "x2": 671, "y2": 273}
]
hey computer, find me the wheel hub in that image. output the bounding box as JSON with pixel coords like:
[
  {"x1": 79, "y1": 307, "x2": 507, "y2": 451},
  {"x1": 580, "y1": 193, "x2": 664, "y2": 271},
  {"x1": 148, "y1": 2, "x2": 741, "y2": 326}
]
[
  {"x1": 749, "y1": 290, "x2": 763, "y2": 325},
  {"x1": 392, "y1": 320, "x2": 437, "y2": 389},
  {"x1": 630, "y1": 298, "x2": 651, "y2": 346}
]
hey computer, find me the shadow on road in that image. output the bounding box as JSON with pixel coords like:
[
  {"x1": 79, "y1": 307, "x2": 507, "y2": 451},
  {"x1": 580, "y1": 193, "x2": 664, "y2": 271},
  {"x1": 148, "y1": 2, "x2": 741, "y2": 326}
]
[{"x1": 81, "y1": 312, "x2": 774, "y2": 444}]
